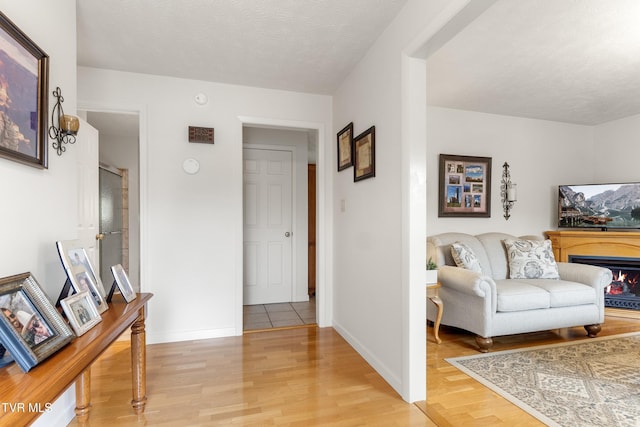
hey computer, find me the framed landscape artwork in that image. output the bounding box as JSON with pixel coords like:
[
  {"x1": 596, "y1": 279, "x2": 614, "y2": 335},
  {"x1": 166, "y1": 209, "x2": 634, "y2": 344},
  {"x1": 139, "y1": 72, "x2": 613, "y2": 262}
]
[
  {"x1": 438, "y1": 154, "x2": 492, "y2": 217},
  {"x1": 0, "y1": 273, "x2": 74, "y2": 372},
  {"x1": 0, "y1": 11, "x2": 49, "y2": 168}
]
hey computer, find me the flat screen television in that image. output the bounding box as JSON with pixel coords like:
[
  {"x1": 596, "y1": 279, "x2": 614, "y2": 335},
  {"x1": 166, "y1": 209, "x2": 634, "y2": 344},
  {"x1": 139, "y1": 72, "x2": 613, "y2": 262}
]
[{"x1": 558, "y1": 183, "x2": 640, "y2": 230}]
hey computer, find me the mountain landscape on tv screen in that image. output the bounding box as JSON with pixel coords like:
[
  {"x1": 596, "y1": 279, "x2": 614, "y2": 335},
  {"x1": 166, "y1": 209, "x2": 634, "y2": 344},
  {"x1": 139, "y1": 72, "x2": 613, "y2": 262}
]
[{"x1": 559, "y1": 183, "x2": 640, "y2": 229}]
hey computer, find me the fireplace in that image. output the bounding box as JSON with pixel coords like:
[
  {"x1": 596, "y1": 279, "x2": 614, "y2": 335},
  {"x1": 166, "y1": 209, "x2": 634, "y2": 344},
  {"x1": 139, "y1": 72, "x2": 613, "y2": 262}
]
[{"x1": 570, "y1": 255, "x2": 640, "y2": 310}]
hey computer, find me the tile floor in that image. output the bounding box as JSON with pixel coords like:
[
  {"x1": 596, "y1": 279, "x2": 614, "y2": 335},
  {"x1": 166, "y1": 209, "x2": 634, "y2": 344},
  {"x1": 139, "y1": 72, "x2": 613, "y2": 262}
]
[{"x1": 243, "y1": 298, "x2": 316, "y2": 331}]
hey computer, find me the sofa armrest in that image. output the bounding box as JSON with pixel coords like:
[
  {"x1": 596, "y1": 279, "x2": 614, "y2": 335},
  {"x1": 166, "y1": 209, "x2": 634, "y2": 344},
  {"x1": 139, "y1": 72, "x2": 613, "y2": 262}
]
[
  {"x1": 557, "y1": 262, "x2": 612, "y2": 290},
  {"x1": 438, "y1": 265, "x2": 497, "y2": 298}
]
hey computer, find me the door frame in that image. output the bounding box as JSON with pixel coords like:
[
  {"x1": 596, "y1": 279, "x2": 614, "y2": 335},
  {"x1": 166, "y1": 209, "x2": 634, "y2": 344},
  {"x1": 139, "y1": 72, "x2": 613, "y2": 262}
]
[
  {"x1": 78, "y1": 103, "x2": 147, "y2": 294},
  {"x1": 237, "y1": 116, "x2": 329, "y2": 332}
]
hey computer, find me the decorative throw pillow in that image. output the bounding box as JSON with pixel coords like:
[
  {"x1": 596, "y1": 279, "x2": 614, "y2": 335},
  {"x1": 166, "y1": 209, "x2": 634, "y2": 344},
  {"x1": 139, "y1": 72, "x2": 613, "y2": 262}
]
[
  {"x1": 450, "y1": 242, "x2": 482, "y2": 273},
  {"x1": 503, "y1": 239, "x2": 560, "y2": 279}
]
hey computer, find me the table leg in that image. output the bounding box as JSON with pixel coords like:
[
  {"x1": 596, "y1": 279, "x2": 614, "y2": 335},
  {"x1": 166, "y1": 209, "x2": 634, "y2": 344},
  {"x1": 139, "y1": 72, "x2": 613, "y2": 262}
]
[
  {"x1": 131, "y1": 306, "x2": 147, "y2": 414},
  {"x1": 429, "y1": 295, "x2": 443, "y2": 344},
  {"x1": 75, "y1": 368, "x2": 91, "y2": 422}
]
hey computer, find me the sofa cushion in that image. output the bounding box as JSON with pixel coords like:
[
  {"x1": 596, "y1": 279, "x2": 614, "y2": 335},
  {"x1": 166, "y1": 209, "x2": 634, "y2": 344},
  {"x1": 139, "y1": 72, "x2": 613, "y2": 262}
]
[
  {"x1": 495, "y1": 280, "x2": 551, "y2": 312},
  {"x1": 450, "y1": 242, "x2": 482, "y2": 273},
  {"x1": 523, "y1": 279, "x2": 597, "y2": 307},
  {"x1": 503, "y1": 239, "x2": 560, "y2": 279}
]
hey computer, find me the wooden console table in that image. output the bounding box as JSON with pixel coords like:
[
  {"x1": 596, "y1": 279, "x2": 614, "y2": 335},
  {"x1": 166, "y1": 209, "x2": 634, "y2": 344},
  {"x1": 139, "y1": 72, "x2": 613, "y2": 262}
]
[{"x1": 0, "y1": 292, "x2": 153, "y2": 425}]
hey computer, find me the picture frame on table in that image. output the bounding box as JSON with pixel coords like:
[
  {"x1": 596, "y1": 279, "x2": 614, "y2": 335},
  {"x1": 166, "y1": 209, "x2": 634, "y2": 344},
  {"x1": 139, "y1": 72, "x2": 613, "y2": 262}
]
[
  {"x1": 110, "y1": 264, "x2": 137, "y2": 303},
  {"x1": 438, "y1": 154, "x2": 492, "y2": 218},
  {"x1": 56, "y1": 240, "x2": 108, "y2": 313},
  {"x1": 0, "y1": 11, "x2": 49, "y2": 169},
  {"x1": 60, "y1": 291, "x2": 102, "y2": 336},
  {"x1": 337, "y1": 122, "x2": 354, "y2": 171},
  {"x1": 0, "y1": 272, "x2": 74, "y2": 372},
  {"x1": 353, "y1": 126, "x2": 375, "y2": 182}
]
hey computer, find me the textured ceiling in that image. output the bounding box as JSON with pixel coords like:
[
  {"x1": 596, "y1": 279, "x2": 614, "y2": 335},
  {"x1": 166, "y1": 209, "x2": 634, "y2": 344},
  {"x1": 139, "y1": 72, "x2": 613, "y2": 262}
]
[
  {"x1": 76, "y1": 0, "x2": 408, "y2": 95},
  {"x1": 427, "y1": 0, "x2": 640, "y2": 125}
]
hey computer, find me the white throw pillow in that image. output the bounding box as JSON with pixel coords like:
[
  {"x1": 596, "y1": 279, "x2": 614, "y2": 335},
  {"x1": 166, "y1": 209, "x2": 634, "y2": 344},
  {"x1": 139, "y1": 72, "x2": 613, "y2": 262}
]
[
  {"x1": 451, "y1": 242, "x2": 482, "y2": 273},
  {"x1": 503, "y1": 239, "x2": 560, "y2": 279}
]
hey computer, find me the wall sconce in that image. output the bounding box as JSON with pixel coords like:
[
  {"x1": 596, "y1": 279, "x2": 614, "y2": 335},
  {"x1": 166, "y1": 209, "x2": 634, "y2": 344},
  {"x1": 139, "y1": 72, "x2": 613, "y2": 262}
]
[
  {"x1": 501, "y1": 162, "x2": 517, "y2": 220},
  {"x1": 49, "y1": 87, "x2": 80, "y2": 156}
]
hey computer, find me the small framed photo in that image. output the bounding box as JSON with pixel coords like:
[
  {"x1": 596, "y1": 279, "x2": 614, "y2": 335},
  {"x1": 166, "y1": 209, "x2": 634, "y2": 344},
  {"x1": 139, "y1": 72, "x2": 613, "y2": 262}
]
[
  {"x1": 56, "y1": 240, "x2": 108, "y2": 313},
  {"x1": 354, "y1": 126, "x2": 375, "y2": 182},
  {"x1": 0, "y1": 272, "x2": 74, "y2": 372},
  {"x1": 0, "y1": 11, "x2": 49, "y2": 168},
  {"x1": 110, "y1": 264, "x2": 137, "y2": 303},
  {"x1": 60, "y1": 291, "x2": 102, "y2": 336},
  {"x1": 438, "y1": 154, "x2": 492, "y2": 217},
  {"x1": 337, "y1": 122, "x2": 354, "y2": 171}
]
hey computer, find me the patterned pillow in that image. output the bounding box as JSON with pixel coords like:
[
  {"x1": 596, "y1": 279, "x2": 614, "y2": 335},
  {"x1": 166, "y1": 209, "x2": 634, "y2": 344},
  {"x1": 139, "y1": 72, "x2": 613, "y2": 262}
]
[
  {"x1": 450, "y1": 242, "x2": 482, "y2": 273},
  {"x1": 503, "y1": 239, "x2": 559, "y2": 279}
]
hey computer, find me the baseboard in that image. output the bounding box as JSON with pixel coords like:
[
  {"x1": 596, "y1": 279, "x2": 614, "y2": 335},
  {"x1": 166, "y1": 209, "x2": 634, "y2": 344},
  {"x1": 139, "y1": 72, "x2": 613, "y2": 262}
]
[{"x1": 147, "y1": 327, "x2": 237, "y2": 344}]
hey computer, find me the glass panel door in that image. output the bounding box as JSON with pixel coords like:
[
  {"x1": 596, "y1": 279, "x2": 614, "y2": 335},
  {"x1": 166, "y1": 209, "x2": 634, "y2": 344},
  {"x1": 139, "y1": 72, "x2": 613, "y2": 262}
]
[{"x1": 99, "y1": 166, "x2": 123, "y2": 287}]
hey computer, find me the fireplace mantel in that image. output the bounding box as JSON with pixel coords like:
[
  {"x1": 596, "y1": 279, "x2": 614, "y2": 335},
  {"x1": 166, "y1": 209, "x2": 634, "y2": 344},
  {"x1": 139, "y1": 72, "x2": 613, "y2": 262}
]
[{"x1": 545, "y1": 230, "x2": 640, "y2": 262}]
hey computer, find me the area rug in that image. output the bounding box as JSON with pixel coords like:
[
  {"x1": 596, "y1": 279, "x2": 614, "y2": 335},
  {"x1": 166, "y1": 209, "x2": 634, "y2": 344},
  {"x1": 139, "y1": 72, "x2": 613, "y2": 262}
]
[{"x1": 446, "y1": 332, "x2": 640, "y2": 427}]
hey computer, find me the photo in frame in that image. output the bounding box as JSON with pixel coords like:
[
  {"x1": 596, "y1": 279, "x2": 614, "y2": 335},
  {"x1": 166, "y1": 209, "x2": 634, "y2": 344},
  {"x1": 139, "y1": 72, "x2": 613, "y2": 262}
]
[
  {"x1": 0, "y1": 272, "x2": 74, "y2": 372},
  {"x1": 0, "y1": 11, "x2": 49, "y2": 168},
  {"x1": 337, "y1": 122, "x2": 353, "y2": 171},
  {"x1": 438, "y1": 154, "x2": 492, "y2": 217},
  {"x1": 353, "y1": 126, "x2": 375, "y2": 182},
  {"x1": 110, "y1": 264, "x2": 137, "y2": 303},
  {"x1": 60, "y1": 291, "x2": 102, "y2": 336},
  {"x1": 56, "y1": 240, "x2": 108, "y2": 313}
]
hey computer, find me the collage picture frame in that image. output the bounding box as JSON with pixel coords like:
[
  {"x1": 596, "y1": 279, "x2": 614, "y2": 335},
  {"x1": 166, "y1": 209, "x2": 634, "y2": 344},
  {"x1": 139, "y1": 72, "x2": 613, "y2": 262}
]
[
  {"x1": 0, "y1": 272, "x2": 74, "y2": 372},
  {"x1": 438, "y1": 154, "x2": 492, "y2": 217}
]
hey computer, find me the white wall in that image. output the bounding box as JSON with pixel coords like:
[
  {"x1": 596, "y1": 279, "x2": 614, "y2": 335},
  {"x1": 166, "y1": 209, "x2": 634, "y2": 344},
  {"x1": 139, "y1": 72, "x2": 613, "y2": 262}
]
[
  {"x1": 243, "y1": 126, "x2": 310, "y2": 302},
  {"x1": 426, "y1": 106, "x2": 597, "y2": 236},
  {"x1": 0, "y1": 1, "x2": 79, "y2": 425},
  {"x1": 332, "y1": 0, "x2": 451, "y2": 402},
  {"x1": 78, "y1": 67, "x2": 332, "y2": 343},
  {"x1": 593, "y1": 112, "x2": 640, "y2": 183}
]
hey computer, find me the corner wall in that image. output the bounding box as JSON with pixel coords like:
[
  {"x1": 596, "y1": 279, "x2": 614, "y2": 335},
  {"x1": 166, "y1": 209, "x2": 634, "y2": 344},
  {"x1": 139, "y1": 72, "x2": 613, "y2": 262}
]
[{"x1": 0, "y1": 1, "x2": 79, "y2": 425}]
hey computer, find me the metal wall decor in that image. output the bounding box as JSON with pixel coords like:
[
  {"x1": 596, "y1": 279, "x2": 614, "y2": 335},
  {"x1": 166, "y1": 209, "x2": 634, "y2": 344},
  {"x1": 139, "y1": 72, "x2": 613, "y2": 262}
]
[{"x1": 49, "y1": 87, "x2": 79, "y2": 156}]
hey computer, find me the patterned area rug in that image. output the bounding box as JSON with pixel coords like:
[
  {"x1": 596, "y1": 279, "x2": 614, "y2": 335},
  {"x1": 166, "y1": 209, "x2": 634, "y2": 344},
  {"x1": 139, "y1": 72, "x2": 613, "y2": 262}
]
[{"x1": 446, "y1": 333, "x2": 640, "y2": 427}]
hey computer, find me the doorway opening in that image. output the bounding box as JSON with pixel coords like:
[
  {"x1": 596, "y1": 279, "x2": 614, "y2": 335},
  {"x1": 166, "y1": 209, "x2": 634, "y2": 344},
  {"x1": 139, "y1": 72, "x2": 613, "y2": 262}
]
[
  {"x1": 83, "y1": 110, "x2": 141, "y2": 292},
  {"x1": 241, "y1": 125, "x2": 318, "y2": 331}
]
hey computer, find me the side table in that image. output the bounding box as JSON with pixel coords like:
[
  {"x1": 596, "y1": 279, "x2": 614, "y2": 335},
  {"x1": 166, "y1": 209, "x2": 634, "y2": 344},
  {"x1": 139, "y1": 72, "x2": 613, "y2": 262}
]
[{"x1": 427, "y1": 282, "x2": 443, "y2": 344}]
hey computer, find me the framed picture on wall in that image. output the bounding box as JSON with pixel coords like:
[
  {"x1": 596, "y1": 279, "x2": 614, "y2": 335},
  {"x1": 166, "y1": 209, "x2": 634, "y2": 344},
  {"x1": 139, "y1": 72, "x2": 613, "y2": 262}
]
[
  {"x1": 0, "y1": 11, "x2": 49, "y2": 168},
  {"x1": 0, "y1": 273, "x2": 74, "y2": 372},
  {"x1": 353, "y1": 126, "x2": 375, "y2": 182},
  {"x1": 337, "y1": 122, "x2": 354, "y2": 171},
  {"x1": 438, "y1": 154, "x2": 492, "y2": 217}
]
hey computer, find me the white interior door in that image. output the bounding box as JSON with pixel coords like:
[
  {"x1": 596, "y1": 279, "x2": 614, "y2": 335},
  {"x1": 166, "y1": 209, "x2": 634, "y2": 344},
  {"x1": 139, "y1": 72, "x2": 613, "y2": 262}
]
[
  {"x1": 243, "y1": 148, "x2": 293, "y2": 305},
  {"x1": 77, "y1": 119, "x2": 100, "y2": 272}
]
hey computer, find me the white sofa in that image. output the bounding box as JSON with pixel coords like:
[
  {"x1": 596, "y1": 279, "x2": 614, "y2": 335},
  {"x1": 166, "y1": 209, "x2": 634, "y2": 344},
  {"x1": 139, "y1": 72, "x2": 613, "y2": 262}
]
[{"x1": 427, "y1": 232, "x2": 612, "y2": 352}]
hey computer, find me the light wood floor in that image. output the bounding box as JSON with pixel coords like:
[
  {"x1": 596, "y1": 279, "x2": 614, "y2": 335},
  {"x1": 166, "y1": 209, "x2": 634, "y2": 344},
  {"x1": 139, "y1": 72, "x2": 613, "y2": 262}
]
[
  {"x1": 69, "y1": 327, "x2": 434, "y2": 426},
  {"x1": 68, "y1": 314, "x2": 640, "y2": 426}
]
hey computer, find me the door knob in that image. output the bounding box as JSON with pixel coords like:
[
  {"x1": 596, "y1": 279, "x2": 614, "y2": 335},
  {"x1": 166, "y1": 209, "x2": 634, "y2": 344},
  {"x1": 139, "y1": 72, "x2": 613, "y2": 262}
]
[
  {"x1": 285, "y1": 232, "x2": 291, "y2": 237},
  {"x1": 96, "y1": 233, "x2": 105, "y2": 240}
]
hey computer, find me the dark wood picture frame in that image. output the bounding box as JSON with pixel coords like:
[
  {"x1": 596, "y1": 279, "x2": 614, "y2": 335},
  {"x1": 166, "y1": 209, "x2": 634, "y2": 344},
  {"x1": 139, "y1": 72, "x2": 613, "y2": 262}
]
[
  {"x1": 438, "y1": 154, "x2": 491, "y2": 217},
  {"x1": 337, "y1": 122, "x2": 353, "y2": 171},
  {"x1": 0, "y1": 11, "x2": 49, "y2": 169},
  {"x1": 353, "y1": 126, "x2": 375, "y2": 182},
  {"x1": 0, "y1": 272, "x2": 74, "y2": 372}
]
